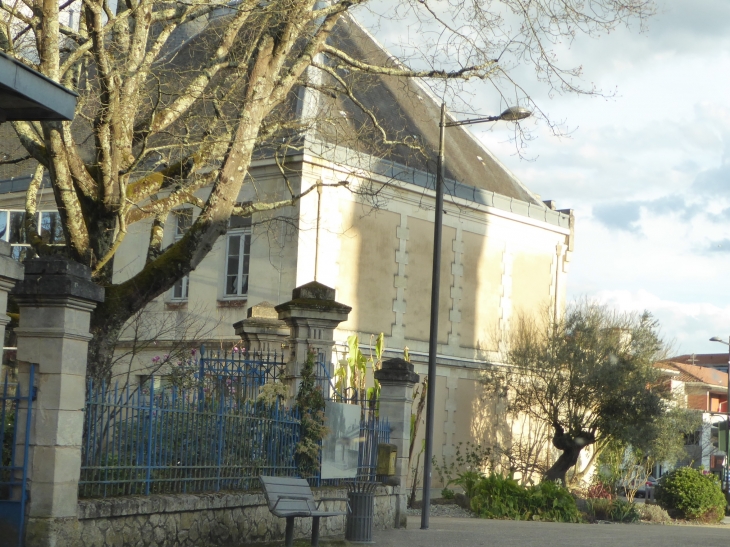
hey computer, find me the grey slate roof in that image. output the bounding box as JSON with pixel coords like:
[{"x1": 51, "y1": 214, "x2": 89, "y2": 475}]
[{"x1": 0, "y1": 13, "x2": 548, "y2": 216}]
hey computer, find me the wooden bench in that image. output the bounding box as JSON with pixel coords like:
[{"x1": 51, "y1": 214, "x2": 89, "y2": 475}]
[{"x1": 260, "y1": 476, "x2": 350, "y2": 547}]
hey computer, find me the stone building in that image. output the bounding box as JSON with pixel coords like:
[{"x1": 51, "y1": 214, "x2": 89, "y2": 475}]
[{"x1": 0, "y1": 14, "x2": 574, "y2": 492}]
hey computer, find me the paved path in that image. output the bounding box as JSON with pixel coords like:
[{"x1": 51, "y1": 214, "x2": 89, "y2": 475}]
[{"x1": 372, "y1": 516, "x2": 728, "y2": 547}]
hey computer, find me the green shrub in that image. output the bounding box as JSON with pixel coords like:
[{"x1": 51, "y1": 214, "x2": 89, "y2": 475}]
[
  {"x1": 441, "y1": 488, "x2": 455, "y2": 500},
  {"x1": 585, "y1": 498, "x2": 639, "y2": 522},
  {"x1": 453, "y1": 470, "x2": 484, "y2": 498},
  {"x1": 467, "y1": 473, "x2": 581, "y2": 523},
  {"x1": 607, "y1": 499, "x2": 640, "y2": 522},
  {"x1": 655, "y1": 467, "x2": 726, "y2": 522},
  {"x1": 639, "y1": 504, "x2": 671, "y2": 524}
]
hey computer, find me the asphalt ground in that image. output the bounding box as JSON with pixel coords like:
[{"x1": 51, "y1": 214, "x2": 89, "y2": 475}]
[{"x1": 371, "y1": 516, "x2": 730, "y2": 547}]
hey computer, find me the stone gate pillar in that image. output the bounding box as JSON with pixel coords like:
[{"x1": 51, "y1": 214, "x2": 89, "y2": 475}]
[
  {"x1": 0, "y1": 241, "x2": 24, "y2": 373},
  {"x1": 375, "y1": 358, "x2": 420, "y2": 529},
  {"x1": 233, "y1": 301, "x2": 289, "y2": 353},
  {"x1": 12, "y1": 257, "x2": 104, "y2": 546},
  {"x1": 275, "y1": 282, "x2": 351, "y2": 401}
]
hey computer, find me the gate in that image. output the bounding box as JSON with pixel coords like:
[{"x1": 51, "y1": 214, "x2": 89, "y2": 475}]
[{"x1": 0, "y1": 365, "x2": 34, "y2": 547}]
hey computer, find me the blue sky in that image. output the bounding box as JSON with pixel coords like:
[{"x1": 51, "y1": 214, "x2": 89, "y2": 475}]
[{"x1": 360, "y1": 0, "x2": 730, "y2": 355}]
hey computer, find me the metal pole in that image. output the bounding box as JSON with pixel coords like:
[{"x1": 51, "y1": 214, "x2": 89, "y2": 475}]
[
  {"x1": 421, "y1": 102, "x2": 446, "y2": 530},
  {"x1": 725, "y1": 336, "x2": 730, "y2": 497}
]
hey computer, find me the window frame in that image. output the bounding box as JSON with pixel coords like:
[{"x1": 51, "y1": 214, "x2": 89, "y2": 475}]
[
  {"x1": 223, "y1": 226, "x2": 251, "y2": 299},
  {"x1": 169, "y1": 208, "x2": 193, "y2": 301},
  {"x1": 0, "y1": 210, "x2": 66, "y2": 261}
]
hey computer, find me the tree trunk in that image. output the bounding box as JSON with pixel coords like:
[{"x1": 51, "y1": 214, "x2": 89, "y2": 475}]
[{"x1": 543, "y1": 426, "x2": 595, "y2": 486}]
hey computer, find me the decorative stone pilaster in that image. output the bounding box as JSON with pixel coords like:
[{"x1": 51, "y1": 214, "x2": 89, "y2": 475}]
[
  {"x1": 275, "y1": 282, "x2": 351, "y2": 400},
  {"x1": 233, "y1": 301, "x2": 289, "y2": 353},
  {"x1": 0, "y1": 241, "x2": 24, "y2": 372},
  {"x1": 374, "y1": 358, "x2": 419, "y2": 529},
  {"x1": 12, "y1": 257, "x2": 104, "y2": 547}
]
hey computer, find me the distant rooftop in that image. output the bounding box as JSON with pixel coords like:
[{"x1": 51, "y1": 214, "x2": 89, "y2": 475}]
[{"x1": 670, "y1": 353, "x2": 729, "y2": 370}]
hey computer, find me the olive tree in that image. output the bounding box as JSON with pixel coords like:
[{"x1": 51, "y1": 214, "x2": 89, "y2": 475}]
[
  {"x1": 484, "y1": 302, "x2": 670, "y2": 485},
  {"x1": 0, "y1": 0, "x2": 655, "y2": 379}
]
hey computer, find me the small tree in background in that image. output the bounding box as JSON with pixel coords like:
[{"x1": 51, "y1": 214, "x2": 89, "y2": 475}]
[
  {"x1": 483, "y1": 302, "x2": 670, "y2": 485},
  {"x1": 295, "y1": 348, "x2": 328, "y2": 477}
]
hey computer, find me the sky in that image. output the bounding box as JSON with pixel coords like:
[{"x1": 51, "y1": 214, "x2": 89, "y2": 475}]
[{"x1": 356, "y1": 0, "x2": 730, "y2": 356}]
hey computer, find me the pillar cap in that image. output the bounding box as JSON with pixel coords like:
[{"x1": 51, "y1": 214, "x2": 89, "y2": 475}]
[
  {"x1": 375, "y1": 358, "x2": 419, "y2": 384},
  {"x1": 233, "y1": 301, "x2": 288, "y2": 333},
  {"x1": 275, "y1": 281, "x2": 352, "y2": 315},
  {"x1": 12, "y1": 257, "x2": 105, "y2": 303}
]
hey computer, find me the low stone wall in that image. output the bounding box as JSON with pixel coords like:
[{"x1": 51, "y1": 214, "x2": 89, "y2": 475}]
[{"x1": 45, "y1": 486, "x2": 397, "y2": 547}]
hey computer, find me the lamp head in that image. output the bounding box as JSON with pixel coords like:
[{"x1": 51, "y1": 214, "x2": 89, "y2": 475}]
[
  {"x1": 709, "y1": 336, "x2": 728, "y2": 344},
  {"x1": 499, "y1": 106, "x2": 532, "y2": 121}
]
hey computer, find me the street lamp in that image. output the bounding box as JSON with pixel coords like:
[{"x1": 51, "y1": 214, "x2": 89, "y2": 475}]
[
  {"x1": 709, "y1": 336, "x2": 730, "y2": 495},
  {"x1": 421, "y1": 103, "x2": 531, "y2": 530}
]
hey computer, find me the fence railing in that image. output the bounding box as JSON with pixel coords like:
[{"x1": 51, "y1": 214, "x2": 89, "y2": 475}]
[
  {"x1": 197, "y1": 346, "x2": 286, "y2": 401},
  {"x1": 80, "y1": 350, "x2": 390, "y2": 498},
  {"x1": 79, "y1": 380, "x2": 300, "y2": 498}
]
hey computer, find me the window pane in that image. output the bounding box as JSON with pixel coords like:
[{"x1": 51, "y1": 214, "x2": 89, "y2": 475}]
[
  {"x1": 0, "y1": 211, "x2": 7, "y2": 240},
  {"x1": 173, "y1": 278, "x2": 183, "y2": 299},
  {"x1": 229, "y1": 215, "x2": 251, "y2": 229},
  {"x1": 175, "y1": 209, "x2": 193, "y2": 238},
  {"x1": 8, "y1": 212, "x2": 27, "y2": 244},
  {"x1": 226, "y1": 275, "x2": 238, "y2": 295},
  {"x1": 39, "y1": 212, "x2": 65, "y2": 244}
]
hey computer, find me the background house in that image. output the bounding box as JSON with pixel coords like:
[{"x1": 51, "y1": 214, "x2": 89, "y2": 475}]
[{"x1": 658, "y1": 360, "x2": 729, "y2": 476}]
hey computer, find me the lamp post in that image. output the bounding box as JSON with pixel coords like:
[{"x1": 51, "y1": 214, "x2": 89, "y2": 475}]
[
  {"x1": 709, "y1": 335, "x2": 730, "y2": 494},
  {"x1": 421, "y1": 103, "x2": 531, "y2": 530}
]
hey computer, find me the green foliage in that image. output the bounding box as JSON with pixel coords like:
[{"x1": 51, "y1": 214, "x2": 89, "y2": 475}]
[
  {"x1": 256, "y1": 382, "x2": 288, "y2": 406},
  {"x1": 441, "y1": 488, "x2": 455, "y2": 499},
  {"x1": 484, "y1": 302, "x2": 670, "y2": 482},
  {"x1": 453, "y1": 470, "x2": 483, "y2": 499},
  {"x1": 639, "y1": 503, "x2": 672, "y2": 523},
  {"x1": 655, "y1": 467, "x2": 727, "y2": 522},
  {"x1": 585, "y1": 498, "x2": 638, "y2": 522},
  {"x1": 467, "y1": 473, "x2": 581, "y2": 523},
  {"x1": 432, "y1": 441, "x2": 493, "y2": 489},
  {"x1": 295, "y1": 348, "x2": 328, "y2": 477},
  {"x1": 335, "y1": 333, "x2": 385, "y2": 406}
]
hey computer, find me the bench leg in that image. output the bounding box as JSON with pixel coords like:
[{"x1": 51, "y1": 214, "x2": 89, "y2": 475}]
[
  {"x1": 285, "y1": 517, "x2": 295, "y2": 547},
  {"x1": 311, "y1": 516, "x2": 320, "y2": 547}
]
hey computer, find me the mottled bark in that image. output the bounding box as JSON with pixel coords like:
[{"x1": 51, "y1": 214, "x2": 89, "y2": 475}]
[{"x1": 543, "y1": 425, "x2": 596, "y2": 486}]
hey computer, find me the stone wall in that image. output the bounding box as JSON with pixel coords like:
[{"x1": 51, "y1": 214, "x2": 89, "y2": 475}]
[{"x1": 46, "y1": 486, "x2": 397, "y2": 547}]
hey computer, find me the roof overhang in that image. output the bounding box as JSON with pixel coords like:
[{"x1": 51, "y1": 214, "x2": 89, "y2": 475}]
[{"x1": 0, "y1": 52, "x2": 77, "y2": 121}]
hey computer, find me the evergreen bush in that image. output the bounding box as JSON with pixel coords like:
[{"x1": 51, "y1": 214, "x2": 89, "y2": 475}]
[
  {"x1": 467, "y1": 473, "x2": 581, "y2": 523},
  {"x1": 655, "y1": 467, "x2": 726, "y2": 522}
]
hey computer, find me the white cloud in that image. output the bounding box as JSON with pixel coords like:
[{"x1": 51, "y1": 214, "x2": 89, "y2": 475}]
[
  {"x1": 591, "y1": 289, "x2": 730, "y2": 354},
  {"x1": 360, "y1": 0, "x2": 730, "y2": 355}
]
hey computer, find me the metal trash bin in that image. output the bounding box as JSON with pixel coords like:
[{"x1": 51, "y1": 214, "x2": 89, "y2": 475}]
[{"x1": 345, "y1": 482, "x2": 377, "y2": 542}]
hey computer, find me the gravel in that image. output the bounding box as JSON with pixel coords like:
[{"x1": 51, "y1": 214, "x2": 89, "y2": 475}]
[{"x1": 407, "y1": 503, "x2": 476, "y2": 518}]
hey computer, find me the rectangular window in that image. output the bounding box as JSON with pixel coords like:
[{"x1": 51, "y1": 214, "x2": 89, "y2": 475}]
[
  {"x1": 170, "y1": 208, "x2": 193, "y2": 300},
  {"x1": 172, "y1": 276, "x2": 189, "y2": 299},
  {"x1": 225, "y1": 229, "x2": 251, "y2": 297},
  {"x1": 0, "y1": 210, "x2": 67, "y2": 261}
]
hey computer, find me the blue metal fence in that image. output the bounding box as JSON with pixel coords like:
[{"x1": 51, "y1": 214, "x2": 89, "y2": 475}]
[
  {"x1": 79, "y1": 380, "x2": 300, "y2": 498},
  {"x1": 80, "y1": 349, "x2": 390, "y2": 498},
  {"x1": 198, "y1": 346, "x2": 286, "y2": 401},
  {"x1": 0, "y1": 365, "x2": 35, "y2": 547}
]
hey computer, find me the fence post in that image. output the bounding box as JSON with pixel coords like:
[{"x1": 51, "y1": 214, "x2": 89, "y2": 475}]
[
  {"x1": 12, "y1": 257, "x2": 104, "y2": 546},
  {"x1": 275, "y1": 282, "x2": 351, "y2": 402},
  {"x1": 233, "y1": 301, "x2": 289, "y2": 353},
  {"x1": 374, "y1": 358, "x2": 420, "y2": 529}
]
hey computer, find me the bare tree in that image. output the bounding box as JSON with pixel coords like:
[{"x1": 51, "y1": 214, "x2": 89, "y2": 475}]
[{"x1": 0, "y1": 0, "x2": 655, "y2": 379}]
